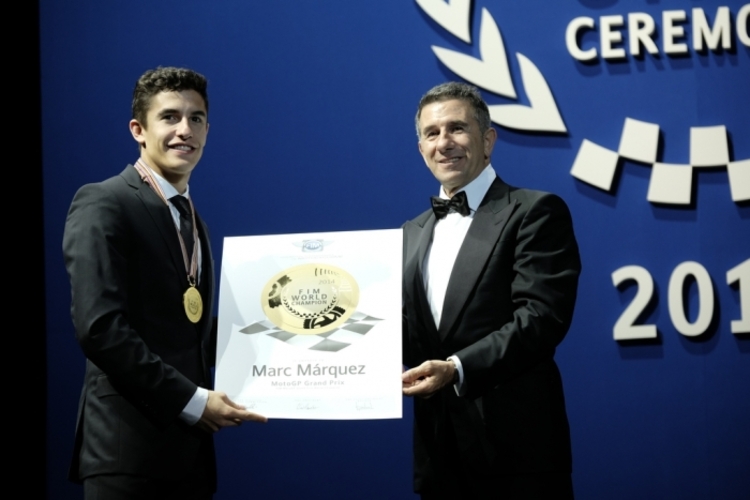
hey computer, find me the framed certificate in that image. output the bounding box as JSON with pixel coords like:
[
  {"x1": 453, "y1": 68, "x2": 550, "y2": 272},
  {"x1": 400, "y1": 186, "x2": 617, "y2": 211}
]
[{"x1": 215, "y1": 229, "x2": 403, "y2": 419}]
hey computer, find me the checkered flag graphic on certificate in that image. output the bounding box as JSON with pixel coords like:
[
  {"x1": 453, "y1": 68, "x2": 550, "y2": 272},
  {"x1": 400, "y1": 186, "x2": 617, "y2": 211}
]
[{"x1": 239, "y1": 311, "x2": 383, "y2": 352}]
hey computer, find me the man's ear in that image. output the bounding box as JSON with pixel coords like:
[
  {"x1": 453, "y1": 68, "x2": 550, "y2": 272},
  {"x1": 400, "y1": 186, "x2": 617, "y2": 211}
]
[
  {"x1": 483, "y1": 126, "x2": 497, "y2": 160},
  {"x1": 129, "y1": 119, "x2": 146, "y2": 147},
  {"x1": 418, "y1": 140, "x2": 431, "y2": 168}
]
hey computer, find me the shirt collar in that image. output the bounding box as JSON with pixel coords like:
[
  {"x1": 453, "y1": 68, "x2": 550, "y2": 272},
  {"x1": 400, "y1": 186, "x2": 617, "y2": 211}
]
[
  {"x1": 139, "y1": 159, "x2": 191, "y2": 200},
  {"x1": 438, "y1": 164, "x2": 496, "y2": 211}
]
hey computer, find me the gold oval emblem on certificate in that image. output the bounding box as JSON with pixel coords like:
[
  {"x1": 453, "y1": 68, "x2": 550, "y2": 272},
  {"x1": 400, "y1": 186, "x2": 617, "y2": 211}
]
[{"x1": 262, "y1": 264, "x2": 360, "y2": 335}]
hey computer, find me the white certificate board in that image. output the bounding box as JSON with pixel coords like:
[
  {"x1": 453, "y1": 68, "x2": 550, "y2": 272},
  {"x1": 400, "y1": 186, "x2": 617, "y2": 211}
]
[{"x1": 215, "y1": 229, "x2": 403, "y2": 420}]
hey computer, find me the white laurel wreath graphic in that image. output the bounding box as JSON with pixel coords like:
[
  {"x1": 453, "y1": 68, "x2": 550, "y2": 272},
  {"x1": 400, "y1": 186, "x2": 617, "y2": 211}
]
[
  {"x1": 417, "y1": 0, "x2": 749, "y2": 204},
  {"x1": 416, "y1": 0, "x2": 566, "y2": 133}
]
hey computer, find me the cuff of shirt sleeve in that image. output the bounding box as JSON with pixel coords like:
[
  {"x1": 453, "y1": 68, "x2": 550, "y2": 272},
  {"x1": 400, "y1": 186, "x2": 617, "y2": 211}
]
[
  {"x1": 179, "y1": 387, "x2": 209, "y2": 425},
  {"x1": 447, "y1": 355, "x2": 466, "y2": 397}
]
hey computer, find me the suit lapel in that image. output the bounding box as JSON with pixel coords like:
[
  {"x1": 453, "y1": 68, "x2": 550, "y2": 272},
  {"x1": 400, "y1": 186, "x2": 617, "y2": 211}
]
[
  {"x1": 403, "y1": 210, "x2": 438, "y2": 331},
  {"x1": 122, "y1": 165, "x2": 187, "y2": 283},
  {"x1": 196, "y1": 214, "x2": 213, "y2": 309},
  {"x1": 438, "y1": 179, "x2": 518, "y2": 339}
]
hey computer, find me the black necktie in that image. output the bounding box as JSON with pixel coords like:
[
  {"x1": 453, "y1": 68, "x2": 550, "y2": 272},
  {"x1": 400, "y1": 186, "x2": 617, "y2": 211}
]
[
  {"x1": 170, "y1": 195, "x2": 195, "y2": 257},
  {"x1": 430, "y1": 191, "x2": 470, "y2": 219}
]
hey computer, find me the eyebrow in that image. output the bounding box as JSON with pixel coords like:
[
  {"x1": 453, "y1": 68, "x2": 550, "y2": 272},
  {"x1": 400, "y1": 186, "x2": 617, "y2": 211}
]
[
  {"x1": 156, "y1": 109, "x2": 178, "y2": 118},
  {"x1": 155, "y1": 109, "x2": 207, "y2": 118},
  {"x1": 421, "y1": 119, "x2": 469, "y2": 135}
]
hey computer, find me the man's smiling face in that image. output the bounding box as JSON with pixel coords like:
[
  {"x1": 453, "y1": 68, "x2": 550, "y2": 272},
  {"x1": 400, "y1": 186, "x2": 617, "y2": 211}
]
[
  {"x1": 130, "y1": 89, "x2": 208, "y2": 190},
  {"x1": 417, "y1": 98, "x2": 496, "y2": 197}
]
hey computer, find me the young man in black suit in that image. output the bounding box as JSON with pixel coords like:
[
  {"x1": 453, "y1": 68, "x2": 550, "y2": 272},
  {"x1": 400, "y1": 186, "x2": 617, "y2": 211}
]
[
  {"x1": 63, "y1": 67, "x2": 266, "y2": 500},
  {"x1": 401, "y1": 82, "x2": 581, "y2": 499}
]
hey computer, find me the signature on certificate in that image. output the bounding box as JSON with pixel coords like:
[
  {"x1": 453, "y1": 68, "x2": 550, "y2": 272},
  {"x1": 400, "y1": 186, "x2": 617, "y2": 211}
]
[
  {"x1": 296, "y1": 401, "x2": 318, "y2": 410},
  {"x1": 355, "y1": 400, "x2": 373, "y2": 410}
]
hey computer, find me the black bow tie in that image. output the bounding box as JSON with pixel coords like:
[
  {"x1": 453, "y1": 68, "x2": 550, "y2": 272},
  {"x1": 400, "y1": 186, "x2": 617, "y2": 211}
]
[{"x1": 431, "y1": 191, "x2": 470, "y2": 219}]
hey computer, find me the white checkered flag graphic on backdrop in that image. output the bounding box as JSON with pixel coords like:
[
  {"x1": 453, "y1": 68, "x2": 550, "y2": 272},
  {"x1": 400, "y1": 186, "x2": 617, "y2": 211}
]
[{"x1": 571, "y1": 118, "x2": 749, "y2": 204}]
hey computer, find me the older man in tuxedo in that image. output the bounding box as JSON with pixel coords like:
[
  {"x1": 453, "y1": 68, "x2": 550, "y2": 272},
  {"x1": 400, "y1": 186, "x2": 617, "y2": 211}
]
[
  {"x1": 63, "y1": 67, "x2": 266, "y2": 500},
  {"x1": 401, "y1": 82, "x2": 581, "y2": 499}
]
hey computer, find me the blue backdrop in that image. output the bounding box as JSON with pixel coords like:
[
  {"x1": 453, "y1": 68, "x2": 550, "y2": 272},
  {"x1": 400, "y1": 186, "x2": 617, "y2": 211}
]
[{"x1": 42, "y1": 1, "x2": 748, "y2": 498}]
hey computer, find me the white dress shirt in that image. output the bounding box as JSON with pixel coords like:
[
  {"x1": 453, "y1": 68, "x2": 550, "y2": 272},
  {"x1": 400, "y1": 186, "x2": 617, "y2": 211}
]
[
  {"x1": 148, "y1": 168, "x2": 208, "y2": 425},
  {"x1": 422, "y1": 165, "x2": 497, "y2": 394}
]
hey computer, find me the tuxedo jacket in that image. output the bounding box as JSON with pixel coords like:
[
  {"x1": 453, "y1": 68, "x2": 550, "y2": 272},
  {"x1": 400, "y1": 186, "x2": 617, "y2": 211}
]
[
  {"x1": 63, "y1": 165, "x2": 217, "y2": 487},
  {"x1": 403, "y1": 178, "x2": 581, "y2": 492}
]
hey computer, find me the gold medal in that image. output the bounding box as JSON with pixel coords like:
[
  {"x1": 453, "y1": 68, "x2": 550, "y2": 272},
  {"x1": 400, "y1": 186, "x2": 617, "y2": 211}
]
[
  {"x1": 183, "y1": 285, "x2": 203, "y2": 323},
  {"x1": 261, "y1": 263, "x2": 360, "y2": 335},
  {"x1": 133, "y1": 160, "x2": 204, "y2": 325}
]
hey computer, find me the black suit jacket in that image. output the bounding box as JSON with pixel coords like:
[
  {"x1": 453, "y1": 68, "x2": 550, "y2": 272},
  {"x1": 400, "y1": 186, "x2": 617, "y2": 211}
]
[
  {"x1": 403, "y1": 178, "x2": 581, "y2": 492},
  {"x1": 63, "y1": 165, "x2": 217, "y2": 487}
]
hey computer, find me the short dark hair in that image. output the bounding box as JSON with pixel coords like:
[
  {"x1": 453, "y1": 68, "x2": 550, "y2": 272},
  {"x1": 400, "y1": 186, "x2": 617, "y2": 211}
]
[
  {"x1": 415, "y1": 82, "x2": 491, "y2": 137},
  {"x1": 131, "y1": 66, "x2": 208, "y2": 126}
]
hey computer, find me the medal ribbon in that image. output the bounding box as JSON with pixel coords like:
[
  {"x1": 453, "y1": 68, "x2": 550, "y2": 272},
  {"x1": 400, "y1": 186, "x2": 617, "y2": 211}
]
[{"x1": 133, "y1": 159, "x2": 200, "y2": 287}]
